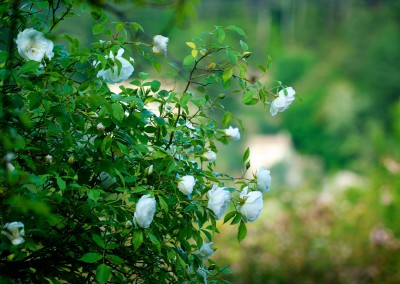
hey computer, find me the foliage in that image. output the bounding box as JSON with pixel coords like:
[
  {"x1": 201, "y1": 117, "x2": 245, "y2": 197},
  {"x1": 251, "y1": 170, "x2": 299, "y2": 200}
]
[{"x1": 0, "y1": 0, "x2": 292, "y2": 283}]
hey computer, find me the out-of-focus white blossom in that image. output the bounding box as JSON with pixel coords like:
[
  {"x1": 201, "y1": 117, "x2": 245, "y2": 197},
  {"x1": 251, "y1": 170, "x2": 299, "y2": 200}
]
[
  {"x1": 15, "y1": 28, "x2": 54, "y2": 62},
  {"x1": 270, "y1": 87, "x2": 295, "y2": 116},
  {"x1": 152, "y1": 35, "x2": 169, "y2": 55},
  {"x1": 203, "y1": 150, "x2": 217, "y2": 163},
  {"x1": 45, "y1": 155, "x2": 53, "y2": 164},
  {"x1": 224, "y1": 126, "x2": 240, "y2": 141},
  {"x1": 96, "y1": 122, "x2": 105, "y2": 132},
  {"x1": 1, "y1": 222, "x2": 25, "y2": 245},
  {"x1": 256, "y1": 166, "x2": 271, "y2": 193},
  {"x1": 196, "y1": 241, "x2": 214, "y2": 260}
]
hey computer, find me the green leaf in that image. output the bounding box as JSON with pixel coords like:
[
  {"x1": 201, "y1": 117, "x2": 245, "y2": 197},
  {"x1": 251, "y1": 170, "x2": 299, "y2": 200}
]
[
  {"x1": 112, "y1": 103, "x2": 124, "y2": 122},
  {"x1": 222, "y1": 66, "x2": 233, "y2": 82},
  {"x1": 242, "y1": 90, "x2": 258, "y2": 105},
  {"x1": 158, "y1": 195, "x2": 169, "y2": 212},
  {"x1": 96, "y1": 264, "x2": 111, "y2": 284},
  {"x1": 20, "y1": 61, "x2": 40, "y2": 74},
  {"x1": 80, "y1": 252, "x2": 103, "y2": 263},
  {"x1": 223, "y1": 211, "x2": 237, "y2": 224},
  {"x1": 150, "y1": 80, "x2": 161, "y2": 92},
  {"x1": 222, "y1": 112, "x2": 233, "y2": 127},
  {"x1": 139, "y1": 72, "x2": 149, "y2": 80},
  {"x1": 92, "y1": 234, "x2": 105, "y2": 249},
  {"x1": 186, "y1": 42, "x2": 196, "y2": 49},
  {"x1": 116, "y1": 22, "x2": 125, "y2": 33},
  {"x1": 237, "y1": 221, "x2": 247, "y2": 242},
  {"x1": 240, "y1": 40, "x2": 248, "y2": 51},
  {"x1": 243, "y1": 147, "x2": 250, "y2": 163},
  {"x1": 106, "y1": 254, "x2": 125, "y2": 265},
  {"x1": 216, "y1": 27, "x2": 225, "y2": 43},
  {"x1": 56, "y1": 177, "x2": 66, "y2": 190},
  {"x1": 147, "y1": 232, "x2": 161, "y2": 253},
  {"x1": 88, "y1": 189, "x2": 101, "y2": 202},
  {"x1": 183, "y1": 55, "x2": 196, "y2": 66},
  {"x1": 257, "y1": 64, "x2": 267, "y2": 73},
  {"x1": 231, "y1": 213, "x2": 242, "y2": 225},
  {"x1": 92, "y1": 23, "x2": 104, "y2": 35},
  {"x1": 226, "y1": 25, "x2": 246, "y2": 37},
  {"x1": 132, "y1": 230, "x2": 143, "y2": 251}
]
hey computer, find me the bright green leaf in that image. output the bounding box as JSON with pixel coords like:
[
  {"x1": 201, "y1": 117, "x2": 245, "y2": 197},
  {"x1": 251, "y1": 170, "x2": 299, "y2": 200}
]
[
  {"x1": 222, "y1": 66, "x2": 234, "y2": 82},
  {"x1": 238, "y1": 221, "x2": 247, "y2": 242},
  {"x1": 112, "y1": 103, "x2": 124, "y2": 122},
  {"x1": 92, "y1": 23, "x2": 104, "y2": 35},
  {"x1": 222, "y1": 112, "x2": 233, "y2": 127}
]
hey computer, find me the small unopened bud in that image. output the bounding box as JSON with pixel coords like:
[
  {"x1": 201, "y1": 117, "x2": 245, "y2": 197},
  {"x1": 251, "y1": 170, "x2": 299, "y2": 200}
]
[
  {"x1": 45, "y1": 155, "x2": 53, "y2": 164},
  {"x1": 68, "y1": 156, "x2": 75, "y2": 164},
  {"x1": 146, "y1": 165, "x2": 154, "y2": 175},
  {"x1": 208, "y1": 62, "x2": 216, "y2": 69},
  {"x1": 88, "y1": 112, "x2": 99, "y2": 119},
  {"x1": 6, "y1": 163, "x2": 15, "y2": 172},
  {"x1": 125, "y1": 220, "x2": 133, "y2": 228},
  {"x1": 97, "y1": 122, "x2": 106, "y2": 132},
  {"x1": 241, "y1": 51, "x2": 252, "y2": 58},
  {"x1": 218, "y1": 93, "x2": 226, "y2": 99}
]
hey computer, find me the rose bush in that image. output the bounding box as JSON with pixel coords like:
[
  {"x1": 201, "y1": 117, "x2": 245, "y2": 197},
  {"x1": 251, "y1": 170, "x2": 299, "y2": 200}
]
[{"x1": 0, "y1": 1, "x2": 296, "y2": 282}]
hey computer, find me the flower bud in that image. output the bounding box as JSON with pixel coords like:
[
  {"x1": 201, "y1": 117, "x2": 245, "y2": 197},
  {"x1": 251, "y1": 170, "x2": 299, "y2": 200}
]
[
  {"x1": 45, "y1": 155, "x2": 53, "y2": 164},
  {"x1": 256, "y1": 166, "x2": 271, "y2": 193},
  {"x1": 97, "y1": 122, "x2": 106, "y2": 132},
  {"x1": 224, "y1": 126, "x2": 240, "y2": 141},
  {"x1": 203, "y1": 150, "x2": 217, "y2": 163},
  {"x1": 68, "y1": 156, "x2": 75, "y2": 164},
  {"x1": 241, "y1": 51, "x2": 252, "y2": 58}
]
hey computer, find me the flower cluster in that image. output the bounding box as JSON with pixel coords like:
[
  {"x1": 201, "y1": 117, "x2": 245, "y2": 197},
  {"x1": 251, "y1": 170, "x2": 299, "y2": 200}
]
[{"x1": 1, "y1": 222, "x2": 25, "y2": 245}]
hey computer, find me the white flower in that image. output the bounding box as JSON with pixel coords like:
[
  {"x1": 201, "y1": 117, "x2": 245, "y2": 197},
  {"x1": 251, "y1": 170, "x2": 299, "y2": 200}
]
[
  {"x1": 96, "y1": 122, "x2": 105, "y2": 132},
  {"x1": 15, "y1": 28, "x2": 54, "y2": 62},
  {"x1": 203, "y1": 150, "x2": 217, "y2": 163},
  {"x1": 146, "y1": 165, "x2": 153, "y2": 175},
  {"x1": 185, "y1": 121, "x2": 195, "y2": 130},
  {"x1": 270, "y1": 87, "x2": 296, "y2": 116},
  {"x1": 224, "y1": 126, "x2": 240, "y2": 141},
  {"x1": 45, "y1": 155, "x2": 53, "y2": 164},
  {"x1": 237, "y1": 186, "x2": 263, "y2": 223},
  {"x1": 152, "y1": 35, "x2": 169, "y2": 55},
  {"x1": 207, "y1": 185, "x2": 230, "y2": 220},
  {"x1": 3, "y1": 153, "x2": 14, "y2": 163},
  {"x1": 133, "y1": 195, "x2": 156, "y2": 228},
  {"x1": 1, "y1": 222, "x2": 25, "y2": 245},
  {"x1": 96, "y1": 48, "x2": 134, "y2": 84},
  {"x1": 178, "y1": 175, "x2": 196, "y2": 196},
  {"x1": 256, "y1": 166, "x2": 271, "y2": 193},
  {"x1": 196, "y1": 241, "x2": 214, "y2": 260}
]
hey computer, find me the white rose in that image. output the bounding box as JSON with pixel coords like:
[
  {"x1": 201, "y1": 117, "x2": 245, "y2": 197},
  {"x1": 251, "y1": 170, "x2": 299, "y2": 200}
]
[
  {"x1": 207, "y1": 185, "x2": 231, "y2": 220},
  {"x1": 96, "y1": 122, "x2": 105, "y2": 132},
  {"x1": 96, "y1": 48, "x2": 134, "y2": 84},
  {"x1": 178, "y1": 175, "x2": 196, "y2": 195},
  {"x1": 256, "y1": 166, "x2": 271, "y2": 193},
  {"x1": 133, "y1": 194, "x2": 156, "y2": 228},
  {"x1": 1, "y1": 222, "x2": 25, "y2": 245},
  {"x1": 224, "y1": 126, "x2": 240, "y2": 141},
  {"x1": 15, "y1": 28, "x2": 54, "y2": 62},
  {"x1": 237, "y1": 186, "x2": 263, "y2": 223},
  {"x1": 203, "y1": 150, "x2": 217, "y2": 163},
  {"x1": 196, "y1": 241, "x2": 214, "y2": 260},
  {"x1": 270, "y1": 87, "x2": 295, "y2": 116},
  {"x1": 152, "y1": 35, "x2": 169, "y2": 55}
]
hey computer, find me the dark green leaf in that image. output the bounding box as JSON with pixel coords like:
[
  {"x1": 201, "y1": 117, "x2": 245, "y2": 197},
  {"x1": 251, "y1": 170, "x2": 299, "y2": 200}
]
[
  {"x1": 223, "y1": 211, "x2": 237, "y2": 224},
  {"x1": 243, "y1": 147, "x2": 250, "y2": 163},
  {"x1": 132, "y1": 230, "x2": 143, "y2": 251},
  {"x1": 147, "y1": 232, "x2": 161, "y2": 253},
  {"x1": 96, "y1": 264, "x2": 111, "y2": 284},
  {"x1": 237, "y1": 221, "x2": 247, "y2": 242},
  {"x1": 80, "y1": 252, "x2": 103, "y2": 263}
]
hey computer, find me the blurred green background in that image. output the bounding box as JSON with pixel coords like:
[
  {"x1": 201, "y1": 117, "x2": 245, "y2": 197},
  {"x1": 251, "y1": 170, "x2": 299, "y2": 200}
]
[{"x1": 63, "y1": 0, "x2": 400, "y2": 282}]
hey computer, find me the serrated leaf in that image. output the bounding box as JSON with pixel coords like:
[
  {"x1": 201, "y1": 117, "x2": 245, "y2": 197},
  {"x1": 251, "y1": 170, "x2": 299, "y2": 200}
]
[
  {"x1": 222, "y1": 66, "x2": 233, "y2": 82},
  {"x1": 222, "y1": 112, "x2": 233, "y2": 127},
  {"x1": 96, "y1": 264, "x2": 111, "y2": 284},
  {"x1": 186, "y1": 42, "x2": 196, "y2": 49},
  {"x1": 80, "y1": 252, "x2": 103, "y2": 263},
  {"x1": 132, "y1": 230, "x2": 143, "y2": 251},
  {"x1": 237, "y1": 221, "x2": 247, "y2": 242}
]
